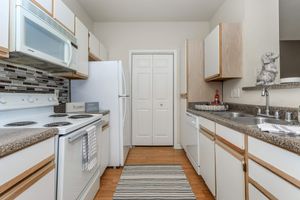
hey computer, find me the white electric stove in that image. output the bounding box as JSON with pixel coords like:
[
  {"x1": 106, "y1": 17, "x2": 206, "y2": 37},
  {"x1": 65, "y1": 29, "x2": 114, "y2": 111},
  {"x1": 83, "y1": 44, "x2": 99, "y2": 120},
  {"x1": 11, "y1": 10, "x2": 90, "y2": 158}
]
[{"x1": 0, "y1": 93, "x2": 103, "y2": 200}]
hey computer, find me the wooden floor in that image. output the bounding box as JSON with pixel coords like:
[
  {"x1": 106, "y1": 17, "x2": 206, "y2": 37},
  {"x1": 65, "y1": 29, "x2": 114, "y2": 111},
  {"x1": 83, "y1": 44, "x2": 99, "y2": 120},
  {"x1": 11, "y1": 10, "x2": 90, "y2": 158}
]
[{"x1": 94, "y1": 147, "x2": 214, "y2": 200}]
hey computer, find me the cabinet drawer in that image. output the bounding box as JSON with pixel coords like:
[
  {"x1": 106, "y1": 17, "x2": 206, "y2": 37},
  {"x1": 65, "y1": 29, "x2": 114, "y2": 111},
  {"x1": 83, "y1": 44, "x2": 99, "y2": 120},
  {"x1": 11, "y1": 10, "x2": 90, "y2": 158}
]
[
  {"x1": 216, "y1": 124, "x2": 245, "y2": 150},
  {"x1": 0, "y1": 138, "x2": 55, "y2": 191},
  {"x1": 198, "y1": 116, "x2": 215, "y2": 133},
  {"x1": 248, "y1": 137, "x2": 300, "y2": 182},
  {"x1": 248, "y1": 159, "x2": 300, "y2": 200}
]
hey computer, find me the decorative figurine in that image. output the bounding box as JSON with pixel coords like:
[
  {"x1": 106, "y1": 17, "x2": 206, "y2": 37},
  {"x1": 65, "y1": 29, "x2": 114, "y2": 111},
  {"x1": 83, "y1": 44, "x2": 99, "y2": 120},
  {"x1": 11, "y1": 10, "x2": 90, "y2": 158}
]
[{"x1": 256, "y1": 52, "x2": 279, "y2": 85}]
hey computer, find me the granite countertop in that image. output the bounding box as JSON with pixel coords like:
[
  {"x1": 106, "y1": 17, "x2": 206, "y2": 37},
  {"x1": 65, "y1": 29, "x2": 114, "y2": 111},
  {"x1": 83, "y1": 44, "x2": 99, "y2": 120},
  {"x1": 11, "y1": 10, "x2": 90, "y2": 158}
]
[
  {"x1": 0, "y1": 128, "x2": 58, "y2": 158},
  {"x1": 98, "y1": 110, "x2": 110, "y2": 115},
  {"x1": 187, "y1": 107, "x2": 300, "y2": 155}
]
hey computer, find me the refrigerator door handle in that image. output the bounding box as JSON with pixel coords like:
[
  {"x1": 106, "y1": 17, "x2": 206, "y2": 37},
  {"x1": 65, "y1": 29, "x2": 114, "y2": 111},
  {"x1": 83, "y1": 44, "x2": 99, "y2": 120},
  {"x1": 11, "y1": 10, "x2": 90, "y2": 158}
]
[
  {"x1": 119, "y1": 95, "x2": 130, "y2": 98},
  {"x1": 122, "y1": 66, "x2": 127, "y2": 96}
]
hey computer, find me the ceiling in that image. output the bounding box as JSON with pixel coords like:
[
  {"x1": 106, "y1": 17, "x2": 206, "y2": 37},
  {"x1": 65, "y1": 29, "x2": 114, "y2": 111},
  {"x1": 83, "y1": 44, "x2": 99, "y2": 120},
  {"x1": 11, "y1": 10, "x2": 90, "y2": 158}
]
[{"x1": 76, "y1": 0, "x2": 226, "y2": 22}]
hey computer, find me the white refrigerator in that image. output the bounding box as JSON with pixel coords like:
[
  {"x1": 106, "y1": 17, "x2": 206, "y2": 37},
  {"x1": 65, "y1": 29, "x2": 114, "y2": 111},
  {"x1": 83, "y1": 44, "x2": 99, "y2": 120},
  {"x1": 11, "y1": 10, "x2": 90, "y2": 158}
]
[{"x1": 71, "y1": 61, "x2": 131, "y2": 167}]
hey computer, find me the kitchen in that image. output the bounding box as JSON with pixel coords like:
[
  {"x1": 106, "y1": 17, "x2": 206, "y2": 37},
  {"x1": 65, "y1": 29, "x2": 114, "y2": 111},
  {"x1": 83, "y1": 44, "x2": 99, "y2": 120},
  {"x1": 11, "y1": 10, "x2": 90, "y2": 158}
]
[{"x1": 0, "y1": 0, "x2": 300, "y2": 200}]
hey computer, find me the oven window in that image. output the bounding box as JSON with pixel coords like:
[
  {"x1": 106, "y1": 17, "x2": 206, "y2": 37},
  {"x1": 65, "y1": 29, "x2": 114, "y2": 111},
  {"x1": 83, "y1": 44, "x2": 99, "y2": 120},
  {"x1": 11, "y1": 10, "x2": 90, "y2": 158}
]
[{"x1": 24, "y1": 17, "x2": 66, "y2": 61}]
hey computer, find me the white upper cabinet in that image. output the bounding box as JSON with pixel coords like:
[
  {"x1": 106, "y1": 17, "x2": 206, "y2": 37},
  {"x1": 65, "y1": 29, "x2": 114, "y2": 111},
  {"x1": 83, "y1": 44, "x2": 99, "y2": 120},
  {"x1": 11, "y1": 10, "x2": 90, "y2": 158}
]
[
  {"x1": 204, "y1": 25, "x2": 220, "y2": 79},
  {"x1": 75, "y1": 18, "x2": 89, "y2": 77},
  {"x1": 204, "y1": 23, "x2": 242, "y2": 81},
  {"x1": 88, "y1": 32, "x2": 100, "y2": 60},
  {"x1": 31, "y1": 0, "x2": 53, "y2": 15},
  {"x1": 0, "y1": 0, "x2": 9, "y2": 58},
  {"x1": 99, "y1": 42, "x2": 108, "y2": 61},
  {"x1": 54, "y1": 0, "x2": 75, "y2": 33}
]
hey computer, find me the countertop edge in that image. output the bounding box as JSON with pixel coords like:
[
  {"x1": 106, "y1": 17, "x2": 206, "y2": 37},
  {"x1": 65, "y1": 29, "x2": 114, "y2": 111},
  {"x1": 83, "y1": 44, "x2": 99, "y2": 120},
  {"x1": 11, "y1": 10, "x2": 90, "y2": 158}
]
[
  {"x1": 187, "y1": 108, "x2": 300, "y2": 156},
  {"x1": 0, "y1": 128, "x2": 58, "y2": 158}
]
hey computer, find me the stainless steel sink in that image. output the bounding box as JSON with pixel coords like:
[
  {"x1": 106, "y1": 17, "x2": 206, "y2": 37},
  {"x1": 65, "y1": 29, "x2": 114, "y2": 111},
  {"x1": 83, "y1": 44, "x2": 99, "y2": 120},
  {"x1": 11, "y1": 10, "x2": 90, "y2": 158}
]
[
  {"x1": 214, "y1": 112, "x2": 254, "y2": 118},
  {"x1": 214, "y1": 112, "x2": 299, "y2": 127},
  {"x1": 233, "y1": 116, "x2": 297, "y2": 126}
]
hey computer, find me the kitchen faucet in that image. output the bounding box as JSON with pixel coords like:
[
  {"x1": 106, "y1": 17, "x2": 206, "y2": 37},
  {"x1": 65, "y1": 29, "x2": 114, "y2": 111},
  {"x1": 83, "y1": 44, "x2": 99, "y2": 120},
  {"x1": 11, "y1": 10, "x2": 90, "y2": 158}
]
[{"x1": 257, "y1": 86, "x2": 279, "y2": 119}]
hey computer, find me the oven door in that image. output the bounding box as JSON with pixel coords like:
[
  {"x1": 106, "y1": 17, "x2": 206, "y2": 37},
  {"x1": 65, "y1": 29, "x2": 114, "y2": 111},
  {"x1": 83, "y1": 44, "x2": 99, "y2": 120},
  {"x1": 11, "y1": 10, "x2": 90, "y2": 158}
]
[
  {"x1": 15, "y1": 4, "x2": 73, "y2": 68},
  {"x1": 57, "y1": 120, "x2": 101, "y2": 200}
]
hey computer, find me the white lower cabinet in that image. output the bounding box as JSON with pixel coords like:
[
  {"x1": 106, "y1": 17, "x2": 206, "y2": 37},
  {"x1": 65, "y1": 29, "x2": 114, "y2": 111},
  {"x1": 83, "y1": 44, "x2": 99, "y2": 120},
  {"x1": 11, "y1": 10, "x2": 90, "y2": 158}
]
[
  {"x1": 100, "y1": 123, "x2": 110, "y2": 176},
  {"x1": 199, "y1": 128, "x2": 216, "y2": 197},
  {"x1": 248, "y1": 183, "x2": 268, "y2": 200},
  {"x1": 215, "y1": 143, "x2": 245, "y2": 200},
  {"x1": 16, "y1": 169, "x2": 55, "y2": 200},
  {"x1": 248, "y1": 159, "x2": 300, "y2": 200},
  {"x1": 0, "y1": 138, "x2": 56, "y2": 199}
]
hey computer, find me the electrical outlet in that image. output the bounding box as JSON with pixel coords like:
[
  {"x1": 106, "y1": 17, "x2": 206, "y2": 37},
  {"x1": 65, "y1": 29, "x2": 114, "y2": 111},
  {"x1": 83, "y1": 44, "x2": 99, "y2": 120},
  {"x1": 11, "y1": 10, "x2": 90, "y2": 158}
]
[{"x1": 231, "y1": 88, "x2": 241, "y2": 98}]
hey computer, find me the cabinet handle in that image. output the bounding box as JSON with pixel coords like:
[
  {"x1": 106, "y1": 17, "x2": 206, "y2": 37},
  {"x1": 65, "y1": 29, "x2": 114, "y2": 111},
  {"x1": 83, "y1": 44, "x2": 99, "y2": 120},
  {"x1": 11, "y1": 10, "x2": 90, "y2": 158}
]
[
  {"x1": 68, "y1": 131, "x2": 87, "y2": 143},
  {"x1": 102, "y1": 124, "x2": 110, "y2": 131},
  {"x1": 199, "y1": 127, "x2": 215, "y2": 141},
  {"x1": 216, "y1": 139, "x2": 245, "y2": 161}
]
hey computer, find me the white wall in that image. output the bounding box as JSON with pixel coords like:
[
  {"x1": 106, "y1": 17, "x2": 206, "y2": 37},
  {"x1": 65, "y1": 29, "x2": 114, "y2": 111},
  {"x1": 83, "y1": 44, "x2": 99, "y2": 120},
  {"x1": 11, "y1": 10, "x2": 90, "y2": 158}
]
[
  {"x1": 62, "y1": 0, "x2": 94, "y2": 31},
  {"x1": 93, "y1": 21, "x2": 210, "y2": 69},
  {"x1": 209, "y1": 0, "x2": 300, "y2": 108}
]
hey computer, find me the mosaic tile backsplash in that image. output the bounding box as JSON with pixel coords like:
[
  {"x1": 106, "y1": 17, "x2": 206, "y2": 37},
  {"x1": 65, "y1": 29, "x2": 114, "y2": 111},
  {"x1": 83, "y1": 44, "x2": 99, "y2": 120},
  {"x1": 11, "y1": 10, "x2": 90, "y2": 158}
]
[{"x1": 0, "y1": 61, "x2": 69, "y2": 103}]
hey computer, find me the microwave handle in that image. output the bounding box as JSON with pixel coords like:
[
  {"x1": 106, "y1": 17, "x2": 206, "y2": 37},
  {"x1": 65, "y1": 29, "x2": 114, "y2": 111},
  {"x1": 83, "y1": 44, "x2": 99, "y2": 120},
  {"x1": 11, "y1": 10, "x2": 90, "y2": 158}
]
[{"x1": 66, "y1": 41, "x2": 73, "y2": 67}]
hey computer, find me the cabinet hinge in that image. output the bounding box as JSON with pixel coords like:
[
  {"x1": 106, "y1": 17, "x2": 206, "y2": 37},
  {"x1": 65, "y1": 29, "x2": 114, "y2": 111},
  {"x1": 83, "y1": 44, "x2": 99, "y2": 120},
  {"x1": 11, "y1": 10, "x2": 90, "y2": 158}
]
[{"x1": 243, "y1": 163, "x2": 247, "y2": 173}]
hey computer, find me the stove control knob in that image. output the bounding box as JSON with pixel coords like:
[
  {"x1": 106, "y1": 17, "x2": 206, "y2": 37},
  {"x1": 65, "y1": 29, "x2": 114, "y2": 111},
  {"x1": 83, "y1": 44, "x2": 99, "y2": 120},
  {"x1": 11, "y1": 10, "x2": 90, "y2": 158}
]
[
  {"x1": 0, "y1": 97, "x2": 7, "y2": 104},
  {"x1": 27, "y1": 97, "x2": 34, "y2": 103},
  {"x1": 48, "y1": 97, "x2": 53, "y2": 102}
]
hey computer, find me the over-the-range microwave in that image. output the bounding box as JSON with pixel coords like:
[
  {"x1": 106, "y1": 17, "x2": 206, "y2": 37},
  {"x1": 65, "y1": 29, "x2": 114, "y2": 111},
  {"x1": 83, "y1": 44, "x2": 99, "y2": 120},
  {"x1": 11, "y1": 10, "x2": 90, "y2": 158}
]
[{"x1": 6, "y1": 0, "x2": 78, "y2": 73}]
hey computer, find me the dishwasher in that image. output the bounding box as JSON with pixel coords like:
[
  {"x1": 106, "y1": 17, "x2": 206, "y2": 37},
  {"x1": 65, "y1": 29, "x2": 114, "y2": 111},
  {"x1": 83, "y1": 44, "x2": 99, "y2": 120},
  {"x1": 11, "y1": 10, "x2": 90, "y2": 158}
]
[{"x1": 184, "y1": 112, "x2": 200, "y2": 174}]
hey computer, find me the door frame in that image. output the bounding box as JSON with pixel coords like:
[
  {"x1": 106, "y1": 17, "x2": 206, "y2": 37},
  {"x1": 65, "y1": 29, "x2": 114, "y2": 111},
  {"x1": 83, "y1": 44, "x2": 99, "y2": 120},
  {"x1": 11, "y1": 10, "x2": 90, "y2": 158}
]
[{"x1": 129, "y1": 50, "x2": 180, "y2": 148}]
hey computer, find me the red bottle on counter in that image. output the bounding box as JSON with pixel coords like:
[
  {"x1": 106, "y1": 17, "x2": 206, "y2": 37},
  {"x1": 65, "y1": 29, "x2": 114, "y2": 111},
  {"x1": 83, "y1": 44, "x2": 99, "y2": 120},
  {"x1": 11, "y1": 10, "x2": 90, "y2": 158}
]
[{"x1": 212, "y1": 89, "x2": 220, "y2": 105}]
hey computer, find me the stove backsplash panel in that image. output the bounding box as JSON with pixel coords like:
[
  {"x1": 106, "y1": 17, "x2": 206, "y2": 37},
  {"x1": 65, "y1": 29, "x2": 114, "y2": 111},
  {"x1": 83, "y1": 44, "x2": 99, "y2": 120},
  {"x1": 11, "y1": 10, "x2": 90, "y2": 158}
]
[{"x1": 0, "y1": 61, "x2": 69, "y2": 103}]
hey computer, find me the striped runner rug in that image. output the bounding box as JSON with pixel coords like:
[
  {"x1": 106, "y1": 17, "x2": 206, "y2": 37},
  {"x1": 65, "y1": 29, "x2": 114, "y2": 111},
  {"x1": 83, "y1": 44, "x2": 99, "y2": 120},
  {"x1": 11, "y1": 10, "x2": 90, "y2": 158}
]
[{"x1": 113, "y1": 165, "x2": 196, "y2": 200}]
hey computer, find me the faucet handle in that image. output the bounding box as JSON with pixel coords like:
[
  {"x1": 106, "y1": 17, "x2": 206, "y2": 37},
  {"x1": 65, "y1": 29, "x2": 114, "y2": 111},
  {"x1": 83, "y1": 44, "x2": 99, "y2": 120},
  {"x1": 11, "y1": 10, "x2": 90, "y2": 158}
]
[
  {"x1": 285, "y1": 112, "x2": 292, "y2": 122},
  {"x1": 257, "y1": 107, "x2": 262, "y2": 115},
  {"x1": 274, "y1": 110, "x2": 280, "y2": 120}
]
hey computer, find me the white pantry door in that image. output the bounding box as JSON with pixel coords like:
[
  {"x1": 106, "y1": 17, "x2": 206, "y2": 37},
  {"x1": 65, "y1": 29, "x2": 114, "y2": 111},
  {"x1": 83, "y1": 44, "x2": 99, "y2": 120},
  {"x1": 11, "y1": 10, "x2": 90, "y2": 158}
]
[
  {"x1": 132, "y1": 55, "x2": 153, "y2": 145},
  {"x1": 132, "y1": 54, "x2": 174, "y2": 146}
]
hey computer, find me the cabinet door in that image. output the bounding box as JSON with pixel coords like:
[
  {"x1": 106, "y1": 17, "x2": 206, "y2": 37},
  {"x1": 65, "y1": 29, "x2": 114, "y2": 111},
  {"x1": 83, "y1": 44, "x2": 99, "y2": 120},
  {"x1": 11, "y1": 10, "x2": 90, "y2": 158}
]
[
  {"x1": 89, "y1": 32, "x2": 100, "y2": 59},
  {"x1": 204, "y1": 25, "x2": 220, "y2": 79},
  {"x1": 215, "y1": 143, "x2": 245, "y2": 200},
  {"x1": 54, "y1": 0, "x2": 75, "y2": 33},
  {"x1": 199, "y1": 130, "x2": 216, "y2": 196},
  {"x1": 99, "y1": 42, "x2": 108, "y2": 60},
  {"x1": 0, "y1": 0, "x2": 9, "y2": 58},
  {"x1": 100, "y1": 125, "x2": 110, "y2": 176},
  {"x1": 31, "y1": 0, "x2": 53, "y2": 15},
  {"x1": 75, "y1": 18, "x2": 89, "y2": 76},
  {"x1": 16, "y1": 169, "x2": 55, "y2": 200}
]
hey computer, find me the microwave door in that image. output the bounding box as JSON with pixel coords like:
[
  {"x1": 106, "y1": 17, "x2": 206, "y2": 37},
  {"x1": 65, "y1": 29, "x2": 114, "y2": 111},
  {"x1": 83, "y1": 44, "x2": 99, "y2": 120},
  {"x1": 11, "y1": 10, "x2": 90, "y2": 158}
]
[{"x1": 16, "y1": 6, "x2": 72, "y2": 68}]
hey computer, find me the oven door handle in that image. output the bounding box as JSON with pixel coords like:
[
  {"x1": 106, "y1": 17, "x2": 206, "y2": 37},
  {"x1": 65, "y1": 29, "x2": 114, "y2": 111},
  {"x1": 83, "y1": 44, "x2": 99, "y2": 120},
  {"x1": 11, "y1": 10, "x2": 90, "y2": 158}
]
[
  {"x1": 67, "y1": 119, "x2": 103, "y2": 143},
  {"x1": 68, "y1": 131, "x2": 87, "y2": 143}
]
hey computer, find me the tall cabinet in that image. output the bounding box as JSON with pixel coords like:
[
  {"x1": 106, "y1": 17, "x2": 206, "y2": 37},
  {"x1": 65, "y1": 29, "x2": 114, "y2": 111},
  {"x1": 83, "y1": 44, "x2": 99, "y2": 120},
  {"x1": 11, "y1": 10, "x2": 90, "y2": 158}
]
[{"x1": 0, "y1": 0, "x2": 9, "y2": 58}]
